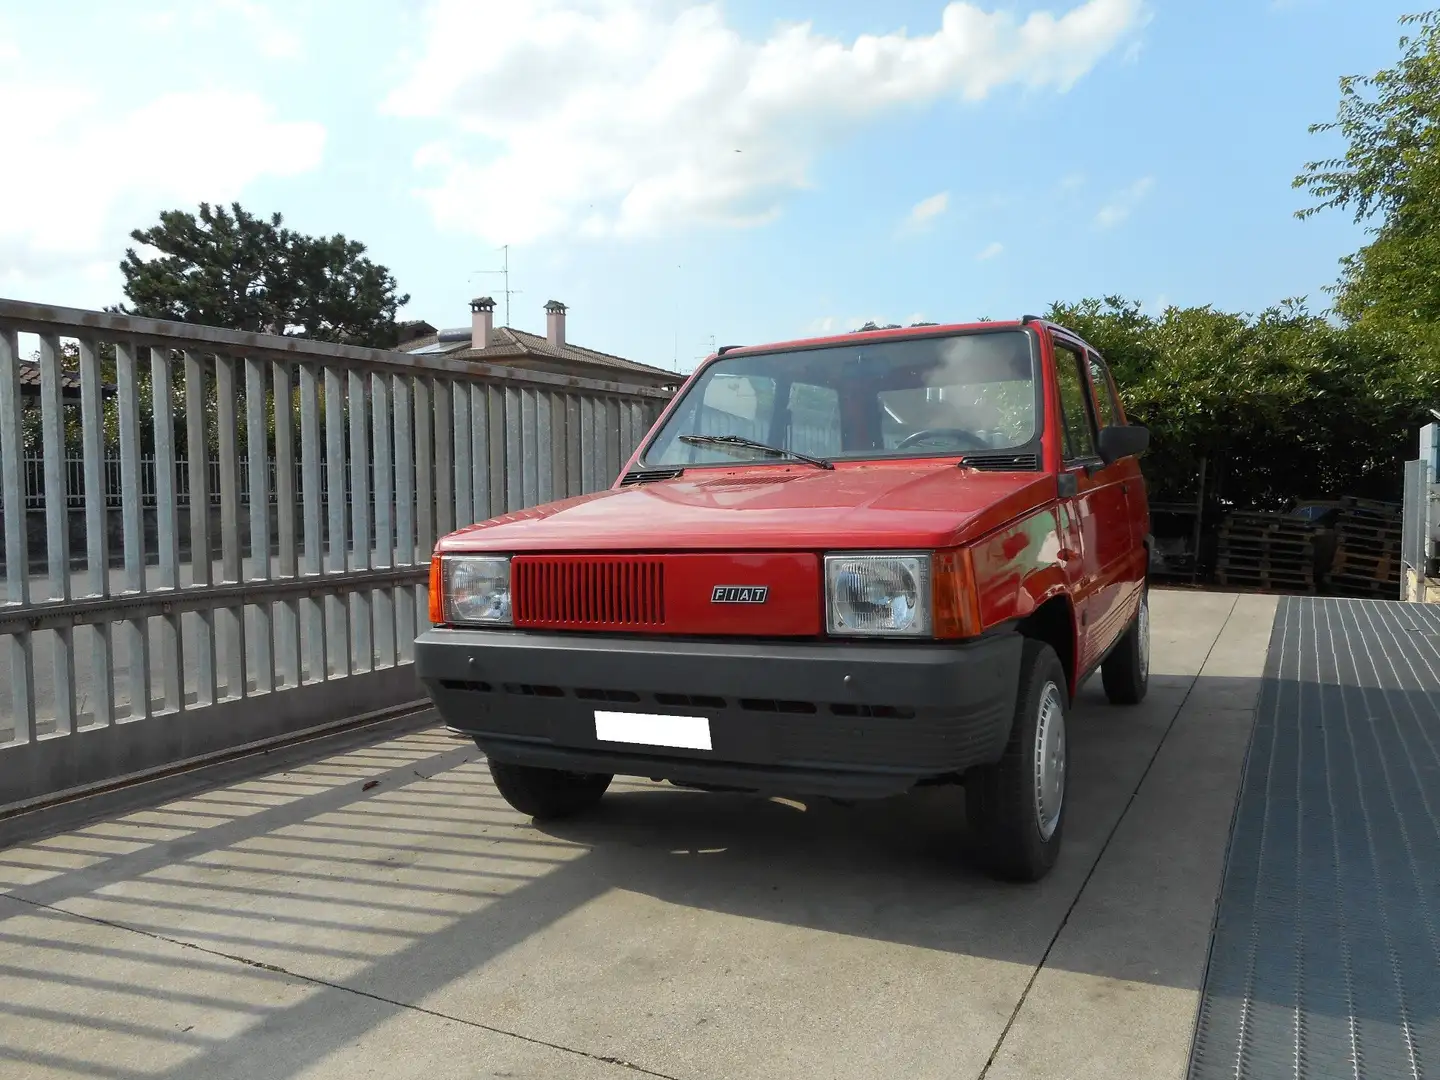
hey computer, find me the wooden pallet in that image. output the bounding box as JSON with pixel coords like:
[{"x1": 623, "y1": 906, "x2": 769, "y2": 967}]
[
  {"x1": 1329, "y1": 575, "x2": 1401, "y2": 599},
  {"x1": 1217, "y1": 530, "x2": 1316, "y2": 550},
  {"x1": 1337, "y1": 495, "x2": 1401, "y2": 517},
  {"x1": 1216, "y1": 568, "x2": 1316, "y2": 591}
]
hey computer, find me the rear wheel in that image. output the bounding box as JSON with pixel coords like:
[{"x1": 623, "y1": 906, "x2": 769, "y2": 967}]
[
  {"x1": 487, "y1": 760, "x2": 612, "y2": 820},
  {"x1": 1101, "y1": 586, "x2": 1150, "y2": 705},
  {"x1": 965, "y1": 639, "x2": 1069, "y2": 882}
]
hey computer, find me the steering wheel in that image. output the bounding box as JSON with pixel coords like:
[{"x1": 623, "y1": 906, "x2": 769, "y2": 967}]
[{"x1": 896, "y1": 427, "x2": 991, "y2": 452}]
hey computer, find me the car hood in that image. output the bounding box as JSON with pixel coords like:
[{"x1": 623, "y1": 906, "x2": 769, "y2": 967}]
[{"x1": 436, "y1": 462, "x2": 1058, "y2": 553}]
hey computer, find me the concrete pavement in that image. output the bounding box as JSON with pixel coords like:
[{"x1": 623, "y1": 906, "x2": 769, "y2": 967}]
[{"x1": 0, "y1": 588, "x2": 1275, "y2": 1080}]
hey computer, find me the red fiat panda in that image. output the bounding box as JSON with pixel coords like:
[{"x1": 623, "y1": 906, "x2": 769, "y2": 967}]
[{"x1": 417, "y1": 317, "x2": 1150, "y2": 881}]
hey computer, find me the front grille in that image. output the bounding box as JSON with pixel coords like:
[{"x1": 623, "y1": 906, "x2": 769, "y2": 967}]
[{"x1": 513, "y1": 556, "x2": 666, "y2": 629}]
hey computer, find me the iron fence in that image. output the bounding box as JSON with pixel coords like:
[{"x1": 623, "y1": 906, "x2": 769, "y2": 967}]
[
  {"x1": 0, "y1": 298, "x2": 673, "y2": 810},
  {"x1": 10, "y1": 454, "x2": 403, "y2": 512}
]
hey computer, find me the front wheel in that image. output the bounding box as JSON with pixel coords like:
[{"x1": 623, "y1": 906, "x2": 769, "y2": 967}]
[
  {"x1": 487, "y1": 760, "x2": 612, "y2": 820},
  {"x1": 1101, "y1": 586, "x2": 1150, "y2": 705},
  {"x1": 965, "y1": 639, "x2": 1069, "y2": 882}
]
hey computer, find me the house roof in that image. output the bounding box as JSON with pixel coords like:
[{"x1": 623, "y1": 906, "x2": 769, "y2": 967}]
[
  {"x1": 15, "y1": 363, "x2": 101, "y2": 400},
  {"x1": 402, "y1": 326, "x2": 681, "y2": 389}
]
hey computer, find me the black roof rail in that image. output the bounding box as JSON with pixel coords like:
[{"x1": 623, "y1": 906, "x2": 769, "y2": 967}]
[
  {"x1": 1021, "y1": 314, "x2": 1044, "y2": 325},
  {"x1": 717, "y1": 344, "x2": 743, "y2": 354}
]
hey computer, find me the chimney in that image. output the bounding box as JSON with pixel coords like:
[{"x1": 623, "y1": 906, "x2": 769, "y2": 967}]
[
  {"x1": 544, "y1": 300, "x2": 567, "y2": 349},
  {"x1": 470, "y1": 296, "x2": 495, "y2": 351}
]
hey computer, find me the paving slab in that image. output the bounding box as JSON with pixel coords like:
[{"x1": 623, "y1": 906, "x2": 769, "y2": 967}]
[
  {"x1": 0, "y1": 892, "x2": 643, "y2": 1080},
  {"x1": 0, "y1": 588, "x2": 1258, "y2": 1080},
  {"x1": 985, "y1": 592, "x2": 1275, "y2": 1080}
]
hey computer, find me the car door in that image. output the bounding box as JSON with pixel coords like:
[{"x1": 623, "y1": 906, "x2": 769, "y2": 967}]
[
  {"x1": 1051, "y1": 335, "x2": 1130, "y2": 673},
  {"x1": 1084, "y1": 349, "x2": 1148, "y2": 596}
]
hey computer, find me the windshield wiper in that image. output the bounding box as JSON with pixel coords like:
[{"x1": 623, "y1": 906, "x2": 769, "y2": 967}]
[{"x1": 678, "y1": 434, "x2": 834, "y2": 470}]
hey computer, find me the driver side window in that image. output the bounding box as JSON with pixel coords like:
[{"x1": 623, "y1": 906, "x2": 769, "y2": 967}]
[{"x1": 1053, "y1": 339, "x2": 1098, "y2": 462}]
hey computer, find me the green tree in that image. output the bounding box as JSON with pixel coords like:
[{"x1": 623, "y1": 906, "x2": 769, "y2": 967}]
[
  {"x1": 1046, "y1": 296, "x2": 1427, "y2": 510},
  {"x1": 118, "y1": 202, "x2": 411, "y2": 347},
  {"x1": 1294, "y1": 10, "x2": 1440, "y2": 330}
]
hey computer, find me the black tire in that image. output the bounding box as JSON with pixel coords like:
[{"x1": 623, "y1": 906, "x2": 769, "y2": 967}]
[
  {"x1": 1101, "y1": 585, "x2": 1150, "y2": 706},
  {"x1": 965, "y1": 639, "x2": 1069, "y2": 882},
  {"x1": 487, "y1": 760, "x2": 612, "y2": 820}
]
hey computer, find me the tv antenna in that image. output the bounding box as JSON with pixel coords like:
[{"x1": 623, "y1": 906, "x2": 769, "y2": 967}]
[{"x1": 472, "y1": 245, "x2": 523, "y2": 326}]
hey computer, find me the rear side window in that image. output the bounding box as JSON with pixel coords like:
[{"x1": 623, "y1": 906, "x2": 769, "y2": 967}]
[
  {"x1": 1052, "y1": 339, "x2": 1097, "y2": 461},
  {"x1": 1086, "y1": 352, "x2": 1121, "y2": 429}
]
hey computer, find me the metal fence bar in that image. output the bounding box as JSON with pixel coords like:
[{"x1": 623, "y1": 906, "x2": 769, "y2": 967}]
[
  {"x1": 505, "y1": 386, "x2": 522, "y2": 512},
  {"x1": 37, "y1": 334, "x2": 75, "y2": 734},
  {"x1": 79, "y1": 338, "x2": 113, "y2": 727},
  {"x1": 478, "y1": 385, "x2": 495, "y2": 529},
  {"x1": 433, "y1": 379, "x2": 454, "y2": 540},
  {"x1": 521, "y1": 389, "x2": 538, "y2": 508},
  {"x1": 487, "y1": 384, "x2": 505, "y2": 518},
  {"x1": 215, "y1": 354, "x2": 245, "y2": 702},
  {"x1": 0, "y1": 329, "x2": 35, "y2": 744},
  {"x1": 273, "y1": 360, "x2": 300, "y2": 688},
  {"x1": 452, "y1": 385, "x2": 473, "y2": 527},
  {"x1": 324, "y1": 366, "x2": 350, "y2": 677},
  {"x1": 347, "y1": 370, "x2": 372, "y2": 674},
  {"x1": 183, "y1": 350, "x2": 216, "y2": 707},
  {"x1": 565, "y1": 395, "x2": 582, "y2": 498},
  {"x1": 150, "y1": 347, "x2": 182, "y2": 714},
  {"x1": 245, "y1": 356, "x2": 274, "y2": 693},
  {"x1": 116, "y1": 344, "x2": 150, "y2": 720},
  {"x1": 536, "y1": 391, "x2": 553, "y2": 506},
  {"x1": 580, "y1": 397, "x2": 596, "y2": 494},
  {"x1": 299, "y1": 363, "x2": 325, "y2": 682},
  {"x1": 371, "y1": 373, "x2": 395, "y2": 668},
  {"x1": 392, "y1": 374, "x2": 415, "y2": 660},
  {"x1": 413, "y1": 377, "x2": 433, "y2": 568}
]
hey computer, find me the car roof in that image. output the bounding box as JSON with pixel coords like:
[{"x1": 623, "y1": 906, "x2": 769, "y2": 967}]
[{"x1": 713, "y1": 317, "x2": 1091, "y2": 360}]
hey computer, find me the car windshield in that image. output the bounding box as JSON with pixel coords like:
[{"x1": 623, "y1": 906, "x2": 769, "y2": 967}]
[{"x1": 640, "y1": 329, "x2": 1040, "y2": 468}]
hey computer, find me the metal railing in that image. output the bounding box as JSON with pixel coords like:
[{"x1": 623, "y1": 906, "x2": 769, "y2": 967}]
[
  {"x1": 9, "y1": 454, "x2": 420, "y2": 511},
  {"x1": 0, "y1": 298, "x2": 673, "y2": 810}
]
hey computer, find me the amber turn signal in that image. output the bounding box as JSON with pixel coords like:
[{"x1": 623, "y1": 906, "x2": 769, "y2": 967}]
[
  {"x1": 932, "y1": 549, "x2": 982, "y2": 639},
  {"x1": 428, "y1": 554, "x2": 445, "y2": 626}
]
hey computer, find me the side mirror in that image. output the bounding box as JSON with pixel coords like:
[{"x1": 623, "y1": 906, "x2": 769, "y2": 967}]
[{"x1": 1096, "y1": 424, "x2": 1149, "y2": 464}]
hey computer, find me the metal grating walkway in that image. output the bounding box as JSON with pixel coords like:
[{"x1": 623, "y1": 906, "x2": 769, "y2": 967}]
[{"x1": 1189, "y1": 597, "x2": 1440, "y2": 1080}]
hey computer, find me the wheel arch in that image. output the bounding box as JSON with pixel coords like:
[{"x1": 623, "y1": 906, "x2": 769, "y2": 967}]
[{"x1": 1014, "y1": 593, "x2": 1079, "y2": 699}]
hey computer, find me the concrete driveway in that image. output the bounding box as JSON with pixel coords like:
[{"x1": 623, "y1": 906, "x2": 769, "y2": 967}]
[{"x1": 0, "y1": 589, "x2": 1273, "y2": 1080}]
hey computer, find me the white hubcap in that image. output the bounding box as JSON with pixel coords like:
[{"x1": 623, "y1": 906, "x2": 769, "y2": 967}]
[
  {"x1": 1033, "y1": 681, "x2": 1066, "y2": 841},
  {"x1": 1138, "y1": 593, "x2": 1150, "y2": 682}
]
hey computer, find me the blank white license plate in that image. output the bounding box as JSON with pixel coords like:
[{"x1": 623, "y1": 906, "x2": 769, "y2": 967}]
[{"x1": 594, "y1": 710, "x2": 712, "y2": 751}]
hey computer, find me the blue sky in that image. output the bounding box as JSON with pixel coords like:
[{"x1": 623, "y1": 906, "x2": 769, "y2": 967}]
[{"x1": 0, "y1": 0, "x2": 1424, "y2": 373}]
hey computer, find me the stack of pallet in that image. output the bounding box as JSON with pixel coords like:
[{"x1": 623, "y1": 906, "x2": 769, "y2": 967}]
[
  {"x1": 1327, "y1": 497, "x2": 1402, "y2": 599},
  {"x1": 1214, "y1": 511, "x2": 1319, "y2": 593}
]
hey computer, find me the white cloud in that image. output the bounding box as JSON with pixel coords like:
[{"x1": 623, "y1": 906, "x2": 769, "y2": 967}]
[
  {"x1": 902, "y1": 191, "x2": 950, "y2": 233},
  {"x1": 976, "y1": 241, "x2": 1004, "y2": 260},
  {"x1": 1095, "y1": 175, "x2": 1154, "y2": 228},
  {"x1": 0, "y1": 81, "x2": 325, "y2": 283},
  {"x1": 386, "y1": 0, "x2": 1148, "y2": 245},
  {"x1": 141, "y1": 1, "x2": 302, "y2": 59},
  {"x1": 1059, "y1": 172, "x2": 1086, "y2": 190}
]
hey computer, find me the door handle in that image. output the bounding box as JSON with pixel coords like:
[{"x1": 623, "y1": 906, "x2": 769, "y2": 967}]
[{"x1": 1121, "y1": 482, "x2": 1129, "y2": 494}]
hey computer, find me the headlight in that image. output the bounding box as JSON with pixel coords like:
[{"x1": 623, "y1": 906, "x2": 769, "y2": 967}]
[
  {"x1": 443, "y1": 555, "x2": 512, "y2": 625},
  {"x1": 825, "y1": 553, "x2": 931, "y2": 637}
]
